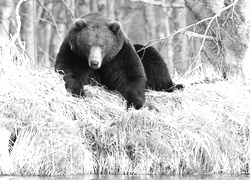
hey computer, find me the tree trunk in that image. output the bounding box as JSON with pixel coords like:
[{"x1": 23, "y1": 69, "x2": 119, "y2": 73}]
[
  {"x1": 106, "y1": 0, "x2": 115, "y2": 20},
  {"x1": 22, "y1": 0, "x2": 36, "y2": 65},
  {"x1": 50, "y1": 3, "x2": 69, "y2": 65},
  {"x1": 51, "y1": 23, "x2": 66, "y2": 65},
  {"x1": 241, "y1": 0, "x2": 250, "y2": 79},
  {"x1": 116, "y1": 1, "x2": 138, "y2": 34},
  {"x1": 172, "y1": 0, "x2": 188, "y2": 74},
  {"x1": 186, "y1": 0, "x2": 250, "y2": 76},
  {"x1": 64, "y1": 0, "x2": 75, "y2": 20},
  {"x1": 90, "y1": 0, "x2": 98, "y2": 12},
  {"x1": 143, "y1": 5, "x2": 156, "y2": 42},
  {"x1": 75, "y1": 0, "x2": 90, "y2": 17},
  {"x1": 0, "y1": 0, "x2": 14, "y2": 38},
  {"x1": 39, "y1": 2, "x2": 53, "y2": 67},
  {"x1": 163, "y1": 8, "x2": 174, "y2": 75}
]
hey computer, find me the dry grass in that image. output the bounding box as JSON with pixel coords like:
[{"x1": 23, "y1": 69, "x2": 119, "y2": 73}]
[{"x1": 0, "y1": 37, "x2": 250, "y2": 176}]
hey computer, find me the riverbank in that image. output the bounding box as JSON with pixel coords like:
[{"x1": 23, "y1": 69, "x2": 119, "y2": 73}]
[{"x1": 0, "y1": 37, "x2": 250, "y2": 176}]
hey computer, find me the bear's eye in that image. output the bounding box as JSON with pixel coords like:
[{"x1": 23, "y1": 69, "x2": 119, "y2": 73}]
[
  {"x1": 101, "y1": 44, "x2": 106, "y2": 48},
  {"x1": 86, "y1": 44, "x2": 91, "y2": 48}
]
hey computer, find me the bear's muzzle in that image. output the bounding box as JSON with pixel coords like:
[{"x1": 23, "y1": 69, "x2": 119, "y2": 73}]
[{"x1": 88, "y1": 46, "x2": 102, "y2": 69}]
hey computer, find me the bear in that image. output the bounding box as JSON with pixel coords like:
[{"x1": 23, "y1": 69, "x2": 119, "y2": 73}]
[
  {"x1": 134, "y1": 44, "x2": 184, "y2": 92},
  {"x1": 55, "y1": 12, "x2": 146, "y2": 109},
  {"x1": 55, "y1": 12, "x2": 183, "y2": 110},
  {"x1": 88, "y1": 44, "x2": 184, "y2": 92}
]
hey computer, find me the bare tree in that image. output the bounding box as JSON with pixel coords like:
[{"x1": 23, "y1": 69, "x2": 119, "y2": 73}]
[
  {"x1": 172, "y1": 0, "x2": 188, "y2": 73},
  {"x1": 162, "y1": 4, "x2": 174, "y2": 75},
  {"x1": 37, "y1": 1, "x2": 53, "y2": 67},
  {"x1": 185, "y1": 0, "x2": 250, "y2": 76},
  {"x1": 5, "y1": 0, "x2": 249, "y2": 76},
  {"x1": 0, "y1": 0, "x2": 14, "y2": 38},
  {"x1": 106, "y1": 0, "x2": 115, "y2": 19},
  {"x1": 143, "y1": 5, "x2": 156, "y2": 41},
  {"x1": 75, "y1": 0, "x2": 90, "y2": 17},
  {"x1": 21, "y1": 0, "x2": 36, "y2": 65},
  {"x1": 90, "y1": 0, "x2": 98, "y2": 12}
]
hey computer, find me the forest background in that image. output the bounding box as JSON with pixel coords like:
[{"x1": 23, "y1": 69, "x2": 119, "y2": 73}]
[{"x1": 1, "y1": 0, "x2": 250, "y2": 78}]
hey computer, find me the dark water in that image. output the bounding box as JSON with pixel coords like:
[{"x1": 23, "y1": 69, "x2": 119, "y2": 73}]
[{"x1": 0, "y1": 175, "x2": 249, "y2": 180}]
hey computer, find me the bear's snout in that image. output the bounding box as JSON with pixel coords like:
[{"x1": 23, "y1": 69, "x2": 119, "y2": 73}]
[
  {"x1": 90, "y1": 61, "x2": 100, "y2": 69},
  {"x1": 88, "y1": 46, "x2": 102, "y2": 69}
]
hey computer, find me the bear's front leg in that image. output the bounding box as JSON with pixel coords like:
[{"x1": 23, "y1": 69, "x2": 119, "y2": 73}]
[
  {"x1": 126, "y1": 87, "x2": 145, "y2": 109},
  {"x1": 63, "y1": 72, "x2": 85, "y2": 96},
  {"x1": 123, "y1": 71, "x2": 146, "y2": 109}
]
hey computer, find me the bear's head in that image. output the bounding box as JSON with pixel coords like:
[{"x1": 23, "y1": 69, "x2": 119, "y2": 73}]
[{"x1": 68, "y1": 13, "x2": 124, "y2": 69}]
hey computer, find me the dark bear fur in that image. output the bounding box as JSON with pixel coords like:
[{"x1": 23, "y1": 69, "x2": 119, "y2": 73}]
[
  {"x1": 55, "y1": 12, "x2": 146, "y2": 109},
  {"x1": 134, "y1": 44, "x2": 184, "y2": 92},
  {"x1": 55, "y1": 13, "x2": 183, "y2": 110}
]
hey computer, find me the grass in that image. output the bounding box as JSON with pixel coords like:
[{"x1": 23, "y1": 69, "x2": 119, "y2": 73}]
[{"x1": 0, "y1": 37, "x2": 250, "y2": 176}]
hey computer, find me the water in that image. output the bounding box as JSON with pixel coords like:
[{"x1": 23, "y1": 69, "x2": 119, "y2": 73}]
[{"x1": 0, "y1": 174, "x2": 249, "y2": 180}]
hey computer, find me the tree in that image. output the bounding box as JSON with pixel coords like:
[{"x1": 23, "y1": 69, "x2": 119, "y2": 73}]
[
  {"x1": 185, "y1": 0, "x2": 250, "y2": 76},
  {"x1": 0, "y1": 0, "x2": 14, "y2": 38},
  {"x1": 21, "y1": 0, "x2": 36, "y2": 64},
  {"x1": 37, "y1": 0, "x2": 53, "y2": 66},
  {"x1": 5, "y1": 0, "x2": 250, "y2": 77},
  {"x1": 172, "y1": 0, "x2": 188, "y2": 74}
]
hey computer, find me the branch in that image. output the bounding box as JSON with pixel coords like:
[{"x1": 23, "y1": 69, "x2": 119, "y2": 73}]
[
  {"x1": 139, "y1": 16, "x2": 219, "y2": 51},
  {"x1": 194, "y1": 0, "x2": 239, "y2": 61},
  {"x1": 129, "y1": 0, "x2": 184, "y2": 8},
  {"x1": 184, "y1": 0, "x2": 239, "y2": 76},
  {"x1": 139, "y1": 0, "x2": 239, "y2": 54},
  {"x1": 37, "y1": 0, "x2": 62, "y2": 42},
  {"x1": 11, "y1": 0, "x2": 27, "y2": 46},
  {"x1": 184, "y1": 31, "x2": 214, "y2": 40},
  {"x1": 39, "y1": 47, "x2": 55, "y2": 61},
  {"x1": 60, "y1": 0, "x2": 75, "y2": 21}
]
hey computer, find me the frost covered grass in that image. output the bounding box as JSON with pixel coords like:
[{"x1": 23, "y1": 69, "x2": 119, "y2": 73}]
[{"x1": 0, "y1": 37, "x2": 250, "y2": 176}]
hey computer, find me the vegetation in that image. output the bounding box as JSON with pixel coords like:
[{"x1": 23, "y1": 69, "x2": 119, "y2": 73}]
[
  {"x1": 0, "y1": 36, "x2": 250, "y2": 176},
  {"x1": 0, "y1": 0, "x2": 250, "y2": 176}
]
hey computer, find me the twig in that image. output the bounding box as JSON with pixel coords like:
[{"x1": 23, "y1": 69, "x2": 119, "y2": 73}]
[
  {"x1": 129, "y1": 0, "x2": 184, "y2": 8},
  {"x1": 139, "y1": 0, "x2": 239, "y2": 54},
  {"x1": 37, "y1": 0, "x2": 62, "y2": 42},
  {"x1": 39, "y1": 47, "x2": 55, "y2": 61},
  {"x1": 183, "y1": 0, "x2": 239, "y2": 77},
  {"x1": 60, "y1": 0, "x2": 75, "y2": 21},
  {"x1": 194, "y1": 0, "x2": 239, "y2": 62},
  {"x1": 0, "y1": 23, "x2": 9, "y2": 38},
  {"x1": 184, "y1": 31, "x2": 214, "y2": 40},
  {"x1": 137, "y1": 16, "x2": 219, "y2": 52},
  {"x1": 11, "y1": 0, "x2": 27, "y2": 47}
]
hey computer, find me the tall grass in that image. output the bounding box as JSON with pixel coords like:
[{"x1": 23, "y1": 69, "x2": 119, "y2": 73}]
[{"x1": 0, "y1": 37, "x2": 250, "y2": 176}]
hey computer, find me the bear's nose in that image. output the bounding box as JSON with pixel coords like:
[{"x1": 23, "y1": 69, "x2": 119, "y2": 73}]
[
  {"x1": 89, "y1": 46, "x2": 102, "y2": 69},
  {"x1": 90, "y1": 61, "x2": 99, "y2": 69}
]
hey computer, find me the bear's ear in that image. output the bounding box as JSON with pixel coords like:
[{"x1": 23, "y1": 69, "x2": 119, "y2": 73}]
[
  {"x1": 108, "y1": 21, "x2": 121, "y2": 34},
  {"x1": 74, "y1": 18, "x2": 87, "y2": 30}
]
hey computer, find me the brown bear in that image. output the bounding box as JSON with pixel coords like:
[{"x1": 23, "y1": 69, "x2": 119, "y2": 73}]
[
  {"x1": 55, "y1": 12, "x2": 146, "y2": 109},
  {"x1": 55, "y1": 12, "x2": 183, "y2": 109}
]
